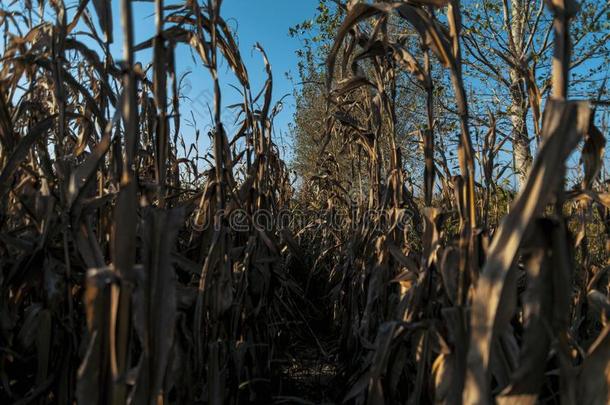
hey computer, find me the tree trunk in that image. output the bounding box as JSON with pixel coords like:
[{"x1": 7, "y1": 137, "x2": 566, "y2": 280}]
[
  {"x1": 510, "y1": 69, "x2": 532, "y2": 189},
  {"x1": 509, "y1": 0, "x2": 533, "y2": 189}
]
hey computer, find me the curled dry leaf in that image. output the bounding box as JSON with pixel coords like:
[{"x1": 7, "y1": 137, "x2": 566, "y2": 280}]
[{"x1": 464, "y1": 100, "x2": 592, "y2": 405}]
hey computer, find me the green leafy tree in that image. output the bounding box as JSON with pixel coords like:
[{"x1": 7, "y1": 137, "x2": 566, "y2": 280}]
[{"x1": 288, "y1": 1, "x2": 431, "y2": 204}]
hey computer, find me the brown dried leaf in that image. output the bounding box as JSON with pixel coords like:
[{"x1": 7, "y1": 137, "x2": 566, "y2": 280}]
[{"x1": 464, "y1": 101, "x2": 592, "y2": 404}]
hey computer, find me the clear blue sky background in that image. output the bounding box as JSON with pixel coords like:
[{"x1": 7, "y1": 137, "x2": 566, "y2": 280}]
[
  {"x1": 105, "y1": 0, "x2": 321, "y2": 158},
  {"x1": 7, "y1": 0, "x2": 605, "y2": 186}
]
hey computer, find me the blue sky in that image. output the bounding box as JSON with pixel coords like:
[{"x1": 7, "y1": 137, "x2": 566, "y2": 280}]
[
  {"x1": 6, "y1": 0, "x2": 605, "y2": 187},
  {"x1": 105, "y1": 0, "x2": 321, "y2": 158}
]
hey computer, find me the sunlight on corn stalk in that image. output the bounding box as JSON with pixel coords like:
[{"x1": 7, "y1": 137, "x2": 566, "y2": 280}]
[{"x1": 0, "y1": 0, "x2": 608, "y2": 404}]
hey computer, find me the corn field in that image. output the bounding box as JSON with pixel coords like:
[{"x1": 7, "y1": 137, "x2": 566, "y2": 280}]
[{"x1": 0, "y1": 0, "x2": 609, "y2": 404}]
